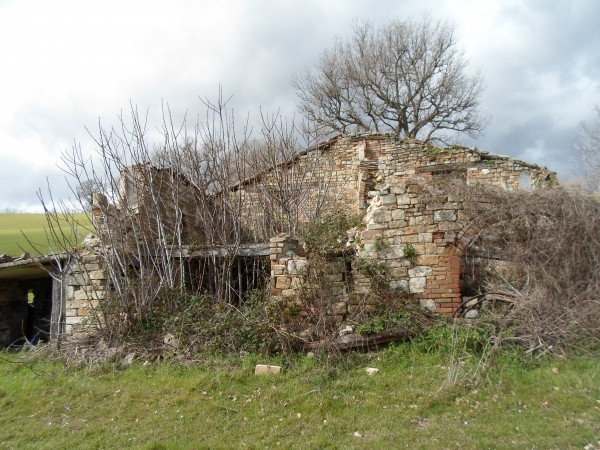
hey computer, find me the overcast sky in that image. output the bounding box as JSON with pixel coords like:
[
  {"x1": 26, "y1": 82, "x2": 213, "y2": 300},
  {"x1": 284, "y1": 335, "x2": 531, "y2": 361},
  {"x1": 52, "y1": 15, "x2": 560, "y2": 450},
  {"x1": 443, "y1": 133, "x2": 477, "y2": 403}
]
[{"x1": 0, "y1": 0, "x2": 599, "y2": 211}]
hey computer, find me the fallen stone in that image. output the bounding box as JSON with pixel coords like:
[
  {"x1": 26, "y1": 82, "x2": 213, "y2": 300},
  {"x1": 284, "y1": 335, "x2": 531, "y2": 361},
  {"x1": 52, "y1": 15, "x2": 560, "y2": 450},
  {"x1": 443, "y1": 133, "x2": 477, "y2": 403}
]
[
  {"x1": 464, "y1": 309, "x2": 479, "y2": 319},
  {"x1": 123, "y1": 352, "x2": 135, "y2": 365},
  {"x1": 366, "y1": 367, "x2": 379, "y2": 376},
  {"x1": 163, "y1": 332, "x2": 179, "y2": 350},
  {"x1": 254, "y1": 364, "x2": 281, "y2": 375},
  {"x1": 339, "y1": 325, "x2": 354, "y2": 337}
]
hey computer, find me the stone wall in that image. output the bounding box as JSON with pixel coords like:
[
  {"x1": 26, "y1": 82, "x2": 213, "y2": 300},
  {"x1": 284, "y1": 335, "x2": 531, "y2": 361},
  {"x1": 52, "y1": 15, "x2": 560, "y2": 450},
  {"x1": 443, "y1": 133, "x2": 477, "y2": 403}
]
[
  {"x1": 63, "y1": 251, "x2": 107, "y2": 334},
  {"x1": 79, "y1": 132, "x2": 557, "y2": 330},
  {"x1": 263, "y1": 133, "x2": 557, "y2": 317},
  {"x1": 235, "y1": 136, "x2": 369, "y2": 241},
  {"x1": 269, "y1": 234, "x2": 354, "y2": 324}
]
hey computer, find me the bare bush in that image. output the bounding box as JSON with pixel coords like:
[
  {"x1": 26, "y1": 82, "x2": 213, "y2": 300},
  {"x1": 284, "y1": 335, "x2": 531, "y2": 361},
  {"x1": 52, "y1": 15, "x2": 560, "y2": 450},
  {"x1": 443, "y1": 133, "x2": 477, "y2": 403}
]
[
  {"x1": 38, "y1": 96, "x2": 333, "y2": 350},
  {"x1": 460, "y1": 186, "x2": 600, "y2": 355}
]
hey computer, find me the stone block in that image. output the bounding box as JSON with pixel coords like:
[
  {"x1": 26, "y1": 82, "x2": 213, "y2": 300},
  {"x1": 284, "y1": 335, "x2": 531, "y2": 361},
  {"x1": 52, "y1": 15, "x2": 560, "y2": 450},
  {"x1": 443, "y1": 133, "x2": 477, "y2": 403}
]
[
  {"x1": 66, "y1": 273, "x2": 90, "y2": 286},
  {"x1": 371, "y1": 210, "x2": 392, "y2": 223},
  {"x1": 419, "y1": 299, "x2": 436, "y2": 310},
  {"x1": 89, "y1": 270, "x2": 108, "y2": 280},
  {"x1": 389, "y1": 279, "x2": 408, "y2": 292},
  {"x1": 330, "y1": 302, "x2": 347, "y2": 315},
  {"x1": 389, "y1": 267, "x2": 408, "y2": 278},
  {"x1": 275, "y1": 277, "x2": 291, "y2": 289},
  {"x1": 254, "y1": 364, "x2": 281, "y2": 375},
  {"x1": 433, "y1": 210, "x2": 457, "y2": 222},
  {"x1": 65, "y1": 316, "x2": 84, "y2": 325},
  {"x1": 409, "y1": 276, "x2": 426, "y2": 293},
  {"x1": 396, "y1": 194, "x2": 411, "y2": 205},
  {"x1": 408, "y1": 266, "x2": 433, "y2": 277},
  {"x1": 390, "y1": 186, "x2": 406, "y2": 194},
  {"x1": 287, "y1": 259, "x2": 308, "y2": 275},
  {"x1": 380, "y1": 194, "x2": 397, "y2": 205},
  {"x1": 361, "y1": 230, "x2": 383, "y2": 240},
  {"x1": 402, "y1": 234, "x2": 419, "y2": 243},
  {"x1": 366, "y1": 223, "x2": 387, "y2": 230},
  {"x1": 391, "y1": 210, "x2": 405, "y2": 220},
  {"x1": 418, "y1": 232, "x2": 433, "y2": 243},
  {"x1": 77, "y1": 307, "x2": 94, "y2": 317},
  {"x1": 389, "y1": 220, "x2": 408, "y2": 229}
]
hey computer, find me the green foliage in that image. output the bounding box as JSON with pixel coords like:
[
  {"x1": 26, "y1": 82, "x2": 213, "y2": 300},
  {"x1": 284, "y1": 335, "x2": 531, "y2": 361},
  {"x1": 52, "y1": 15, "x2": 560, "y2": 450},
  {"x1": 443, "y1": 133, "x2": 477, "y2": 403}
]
[
  {"x1": 373, "y1": 237, "x2": 390, "y2": 254},
  {"x1": 402, "y1": 243, "x2": 417, "y2": 261},
  {"x1": 356, "y1": 300, "x2": 426, "y2": 336},
  {"x1": 354, "y1": 259, "x2": 390, "y2": 282},
  {"x1": 414, "y1": 322, "x2": 495, "y2": 356},
  {"x1": 299, "y1": 212, "x2": 363, "y2": 257},
  {"x1": 115, "y1": 289, "x2": 293, "y2": 356}
]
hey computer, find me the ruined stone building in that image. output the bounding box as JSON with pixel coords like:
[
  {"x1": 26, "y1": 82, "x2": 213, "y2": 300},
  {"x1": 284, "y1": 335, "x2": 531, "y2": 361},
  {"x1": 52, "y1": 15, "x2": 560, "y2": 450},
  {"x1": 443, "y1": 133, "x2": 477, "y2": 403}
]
[{"x1": 0, "y1": 132, "x2": 557, "y2": 346}]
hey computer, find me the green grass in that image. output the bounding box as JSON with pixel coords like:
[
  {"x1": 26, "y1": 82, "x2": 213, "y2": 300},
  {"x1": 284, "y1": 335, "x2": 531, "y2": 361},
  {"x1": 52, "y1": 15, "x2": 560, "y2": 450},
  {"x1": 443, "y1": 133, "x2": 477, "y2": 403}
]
[
  {"x1": 0, "y1": 347, "x2": 598, "y2": 448},
  {"x1": 0, "y1": 213, "x2": 92, "y2": 256}
]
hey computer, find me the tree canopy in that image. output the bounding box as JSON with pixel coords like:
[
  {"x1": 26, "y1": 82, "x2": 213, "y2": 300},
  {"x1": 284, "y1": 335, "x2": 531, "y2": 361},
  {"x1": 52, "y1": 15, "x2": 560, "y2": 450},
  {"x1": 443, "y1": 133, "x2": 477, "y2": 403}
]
[{"x1": 293, "y1": 16, "x2": 485, "y2": 142}]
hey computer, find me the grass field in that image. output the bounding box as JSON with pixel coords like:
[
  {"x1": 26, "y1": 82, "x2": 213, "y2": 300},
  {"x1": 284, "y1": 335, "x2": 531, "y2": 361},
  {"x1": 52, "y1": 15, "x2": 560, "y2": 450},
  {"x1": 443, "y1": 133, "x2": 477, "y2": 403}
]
[
  {"x1": 0, "y1": 346, "x2": 598, "y2": 448},
  {"x1": 0, "y1": 213, "x2": 92, "y2": 256}
]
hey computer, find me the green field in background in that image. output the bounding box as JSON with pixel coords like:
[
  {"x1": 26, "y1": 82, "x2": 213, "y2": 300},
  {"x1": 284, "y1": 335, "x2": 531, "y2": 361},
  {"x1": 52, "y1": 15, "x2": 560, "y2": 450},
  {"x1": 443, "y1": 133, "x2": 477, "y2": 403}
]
[{"x1": 0, "y1": 213, "x2": 92, "y2": 256}]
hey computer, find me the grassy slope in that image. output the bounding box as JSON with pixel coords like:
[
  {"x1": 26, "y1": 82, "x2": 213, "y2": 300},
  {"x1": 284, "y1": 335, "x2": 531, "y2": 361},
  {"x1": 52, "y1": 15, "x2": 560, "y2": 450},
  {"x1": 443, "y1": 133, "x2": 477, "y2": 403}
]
[
  {"x1": 0, "y1": 213, "x2": 92, "y2": 256},
  {"x1": 0, "y1": 347, "x2": 598, "y2": 448}
]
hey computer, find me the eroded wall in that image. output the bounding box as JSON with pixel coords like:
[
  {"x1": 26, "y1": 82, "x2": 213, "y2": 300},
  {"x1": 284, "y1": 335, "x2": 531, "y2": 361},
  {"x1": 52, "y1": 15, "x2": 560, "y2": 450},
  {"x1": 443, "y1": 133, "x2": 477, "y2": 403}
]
[{"x1": 266, "y1": 134, "x2": 557, "y2": 317}]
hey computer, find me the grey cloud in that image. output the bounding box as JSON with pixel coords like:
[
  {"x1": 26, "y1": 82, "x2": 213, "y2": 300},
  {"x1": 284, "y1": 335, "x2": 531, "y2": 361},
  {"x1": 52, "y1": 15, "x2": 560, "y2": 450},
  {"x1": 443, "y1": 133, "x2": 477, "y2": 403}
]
[{"x1": 2, "y1": 0, "x2": 599, "y2": 210}]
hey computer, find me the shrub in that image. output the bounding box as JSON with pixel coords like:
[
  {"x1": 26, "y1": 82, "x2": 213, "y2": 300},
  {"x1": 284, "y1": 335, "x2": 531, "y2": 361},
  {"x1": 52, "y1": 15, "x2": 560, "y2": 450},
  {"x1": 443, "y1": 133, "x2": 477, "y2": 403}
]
[
  {"x1": 460, "y1": 186, "x2": 600, "y2": 355},
  {"x1": 299, "y1": 212, "x2": 362, "y2": 258}
]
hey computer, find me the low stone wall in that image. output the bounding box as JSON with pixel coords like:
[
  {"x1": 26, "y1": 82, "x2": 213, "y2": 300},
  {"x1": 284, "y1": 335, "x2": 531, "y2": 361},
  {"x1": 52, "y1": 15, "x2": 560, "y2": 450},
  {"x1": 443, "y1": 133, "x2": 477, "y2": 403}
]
[
  {"x1": 63, "y1": 252, "x2": 107, "y2": 334},
  {"x1": 270, "y1": 234, "x2": 354, "y2": 323}
]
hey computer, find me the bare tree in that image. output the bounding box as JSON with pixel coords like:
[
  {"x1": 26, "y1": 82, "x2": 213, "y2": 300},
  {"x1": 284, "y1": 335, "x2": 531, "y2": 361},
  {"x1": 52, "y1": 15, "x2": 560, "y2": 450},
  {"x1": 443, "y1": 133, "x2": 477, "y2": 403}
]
[
  {"x1": 576, "y1": 105, "x2": 600, "y2": 193},
  {"x1": 75, "y1": 179, "x2": 106, "y2": 211},
  {"x1": 293, "y1": 16, "x2": 485, "y2": 142},
  {"x1": 35, "y1": 95, "x2": 339, "y2": 344}
]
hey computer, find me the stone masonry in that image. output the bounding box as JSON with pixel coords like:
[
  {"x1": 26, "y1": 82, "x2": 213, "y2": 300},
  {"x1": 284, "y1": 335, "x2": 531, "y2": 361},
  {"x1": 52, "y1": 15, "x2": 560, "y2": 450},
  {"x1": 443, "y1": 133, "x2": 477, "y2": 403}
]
[
  {"x1": 260, "y1": 133, "x2": 556, "y2": 317},
  {"x1": 31, "y1": 132, "x2": 556, "y2": 341}
]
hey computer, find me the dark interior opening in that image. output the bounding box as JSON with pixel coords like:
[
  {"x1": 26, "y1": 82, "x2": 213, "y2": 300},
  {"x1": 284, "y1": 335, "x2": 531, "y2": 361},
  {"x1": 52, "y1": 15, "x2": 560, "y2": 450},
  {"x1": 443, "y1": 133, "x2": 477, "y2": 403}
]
[
  {"x1": 185, "y1": 256, "x2": 269, "y2": 305},
  {"x1": 0, "y1": 276, "x2": 53, "y2": 347}
]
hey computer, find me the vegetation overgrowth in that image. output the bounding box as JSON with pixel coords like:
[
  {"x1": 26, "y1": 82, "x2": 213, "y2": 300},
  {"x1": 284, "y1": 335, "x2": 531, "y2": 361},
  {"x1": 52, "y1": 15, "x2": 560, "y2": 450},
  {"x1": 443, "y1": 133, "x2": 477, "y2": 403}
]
[
  {"x1": 0, "y1": 213, "x2": 91, "y2": 256},
  {"x1": 1, "y1": 339, "x2": 598, "y2": 448}
]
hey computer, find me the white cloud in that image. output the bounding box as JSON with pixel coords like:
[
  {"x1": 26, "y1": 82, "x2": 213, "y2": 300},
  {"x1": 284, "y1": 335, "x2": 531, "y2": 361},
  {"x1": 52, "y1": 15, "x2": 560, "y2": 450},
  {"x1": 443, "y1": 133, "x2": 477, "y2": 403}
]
[{"x1": 0, "y1": 0, "x2": 598, "y2": 209}]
